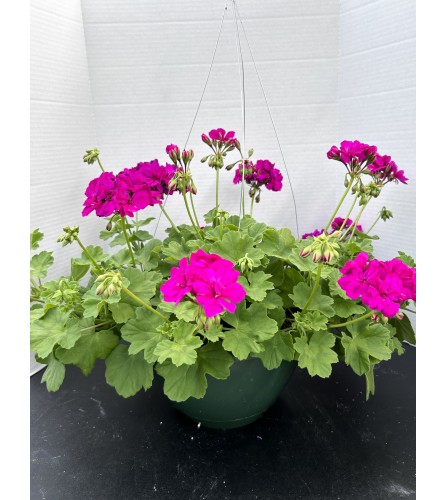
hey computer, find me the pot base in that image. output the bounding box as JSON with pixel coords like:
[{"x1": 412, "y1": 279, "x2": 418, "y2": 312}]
[{"x1": 171, "y1": 357, "x2": 296, "y2": 429}]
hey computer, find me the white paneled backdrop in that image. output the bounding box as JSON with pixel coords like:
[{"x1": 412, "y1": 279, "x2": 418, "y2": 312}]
[{"x1": 30, "y1": 0, "x2": 416, "y2": 372}]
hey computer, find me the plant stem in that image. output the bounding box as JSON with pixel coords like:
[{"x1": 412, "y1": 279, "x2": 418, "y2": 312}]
[
  {"x1": 120, "y1": 216, "x2": 136, "y2": 267},
  {"x1": 302, "y1": 263, "x2": 323, "y2": 313},
  {"x1": 74, "y1": 236, "x2": 102, "y2": 272},
  {"x1": 182, "y1": 190, "x2": 203, "y2": 240},
  {"x1": 402, "y1": 307, "x2": 416, "y2": 314},
  {"x1": 189, "y1": 191, "x2": 200, "y2": 228},
  {"x1": 30, "y1": 297, "x2": 44, "y2": 303},
  {"x1": 160, "y1": 205, "x2": 180, "y2": 234},
  {"x1": 215, "y1": 168, "x2": 220, "y2": 211},
  {"x1": 328, "y1": 310, "x2": 374, "y2": 328},
  {"x1": 250, "y1": 196, "x2": 255, "y2": 217},
  {"x1": 324, "y1": 176, "x2": 355, "y2": 234},
  {"x1": 339, "y1": 191, "x2": 359, "y2": 231},
  {"x1": 80, "y1": 321, "x2": 114, "y2": 332},
  {"x1": 30, "y1": 278, "x2": 40, "y2": 289},
  {"x1": 346, "y1": 199, "x2": 369, "y2": 242},
  {"x1": 122, "y1": 286, "x2": 167, "y2": 320},
  {"x1": 97, "y1": 157, "x2": 105, "y2": 173}
]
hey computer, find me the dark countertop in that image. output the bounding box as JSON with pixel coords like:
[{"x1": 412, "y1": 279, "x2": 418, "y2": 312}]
[{"x1": 31, "y1": 346, "x2": 415, "y2": 500}]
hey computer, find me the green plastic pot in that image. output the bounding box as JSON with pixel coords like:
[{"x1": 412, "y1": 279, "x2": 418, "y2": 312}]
[{"x1": 171, "y1": 357, "x2": 297, "y2": 429}]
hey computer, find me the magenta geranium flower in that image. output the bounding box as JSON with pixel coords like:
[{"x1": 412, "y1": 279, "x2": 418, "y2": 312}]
[
  {"x1": 160, "y1": 258, "x2": 193, "y2": 304},
  {"x1": 160, "y1": 250, "x2": 246, "y2": 318},
  {"x1": 233, "y1": 159, "x2": 283, "y2": 193},
  {"x1": 82, "y1": 171, "x2": 118, "y2": 217},
  {"x1": 367, "y1": 154, "x2": 408, "y2": 185},
  {"x1": 327, "y1": 140, "x2": 377, "y2": 167},
  {"x1": 202, "y1": 128, "x2": 238, "y2": 150},
  {"x1": 338, "y1": 252, "x2": 416, "y2": 317},
  {"x1": 331, "y1": 217, "x2": 363, "y2": 233},
  {"x1": 302, "y1": 228, "x2": 325, "y2": 240}
]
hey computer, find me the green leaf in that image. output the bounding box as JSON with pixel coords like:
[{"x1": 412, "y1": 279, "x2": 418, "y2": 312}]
[
  {"x1": 30, "y1": 251, "x2": 54, "y2": 278},
  {"x1": 135, "y1": 239, "x2": 162, "y2": 270},
  {"x1": 290, "y1": 282, "x2": 335, "y2": 317},
  {"x1": 263, "y1": 258, "x2": 285, "y2": 287},
  {"x1": 293, "y1": 310, "x2": 329, "y2": 333},
  {"x1": 120, "y1": 308, "x2": 166, "y2": 363},
  {"x1": 56, "y1": 328, "x2": 119, "y2": 375},
  {"x1": 389, "y1": 314, "x2": 416, "y2": 345},
  {"x1": 132, "y1": 216, "x2": 155, "y2": 228},
  {"x1": 294, "y1": 331, "x2": 338, "y2": 378},
  {"x1": 262, "y1": 290, "x2": 284, "y2": 310},
  {"x1": 108, "y1": 302, "x2": 135, "y2": 323},
  {"x1": 132, "y1": 230, "x2": 152, "y2": 242},
  {"x1": 223, "y1": 302, "x2": 278, "y2": 360},
  {"x1": 30, "y1": 306, "x2": 45, "y2": 323},
  {"x1": 344, "y1": 239, "x2": 374, "y2": 255},
  {"x1": 204, "y1": 208, "x2": 218, "y2": 224},
  {"x1": 279, "y1": 267, "x2": 305, "y2": 308},
  {"x1": 341, "y1": 321, "x2": 392, "y2": 375},
  {"x1": 254, "y1": 331, "x2": 294, "y2": 370},
  {"x1": 247, "y1": 222, "x2": 268, "y2": 243},
  {"x1": 81, "y1": 288, "x2": 105, "y2": 318},
  {"x1": 364, "y1": 364, "x2": 375, "y2": 400},
  {"x1": 105, "y1": 344, "x2": 154, "y2": 398},
  {"x1": 210, "y1": 231, "x2": 264, "y2": 268},
  {"x1": 70, "y1": 259, "x2": 90, "y2": 281},
  {"x1": 153, "y1": 322, "x2": 202, "y2": 366},
  {"x1": 108, "y1": 248, "x2": 131, "y2": 267},
  {"x1": 120, "y1": 268, "x2": 162, "y2": 307},
  {"x1": 328, "y1": 268, "x2": 348, "y2": 299},
  {"x1": 259, "y1": 228, "x2": 296, "y2": 260},
  {"x1": 332, "y1": 296, "x2": 366, "y2": 318},
  {"x1": 30, "y1": 229, "x2": 44, "y2": 251},
  {"x1": 158, "y1": 301, "x2": 199, "y2": 322},
  {"x1": 41, "y1": 354, "x2": 65, "y2": 392},
  {"x1": 74, "y1": 245, "x2": 109, "y2": 266},
  {"x1": 30, "y1": 309, "x2": 87, "y2": 358},
  {"x1": 397, "y1": 251, "x2": 416, "y2": 267},
  {"x1": 156, "y1": 342, "x2": 233, "y2": 402},
  {"x1": 201, "y1": 324, "x2": 223, "y2": 342},
  {"x1": 162, "y1": 240, "x2": 191, "y2": 261},
  {"x1": 239, "y1": 271, "x2": 274, "y2": 302},
  {"x1": 109, "y1": 233, "x2": 128, "y2": 247}
]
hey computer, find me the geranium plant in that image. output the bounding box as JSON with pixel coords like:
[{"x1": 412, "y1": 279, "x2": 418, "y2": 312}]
[{"x1": 30, "y1": 132, "x2": 416, "y2": 402}]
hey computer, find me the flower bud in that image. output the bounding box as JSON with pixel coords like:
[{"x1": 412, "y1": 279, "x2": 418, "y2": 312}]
[
  {"x1": 237, "y1": 253, "x2": 254, "y2": 273},
  {"x1": 95, "y1": 271, "x2": 123, "y2": 299},
  {"x1": 395, "y1": 311, "x2": 404, "y2": 320},
  {"x1": 247, "y1": 148, "x2": 254, "y2": 158},
  {"x1": 371, "y1": 314, "x2": 380, "y2": 322},
  {"x1": 299, "y1": 245, "x2": 312, "y2": 258},
  {"x1": 201, "y1": 134, "x2": 212, "y2": 146},
  {"x1": 380, "y1": 206, "x2": 393, "y2": 221},
  {"x1": 57, "y1": 226, "x2": 79, "y2": 247},
  {"x1": 312, "y1": 249, "x2": 322, "y2": 263},
  {"x1": 83, "y1": 148, "x2": 100, "y2": 165},
  {"x1": 166, "y1": 144, "x2": 180, "y2": 165}
]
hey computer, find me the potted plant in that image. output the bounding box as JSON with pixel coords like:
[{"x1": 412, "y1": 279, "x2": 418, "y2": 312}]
[{"x1": 30, "y1": 131, "x2": 416, "y2": 429}]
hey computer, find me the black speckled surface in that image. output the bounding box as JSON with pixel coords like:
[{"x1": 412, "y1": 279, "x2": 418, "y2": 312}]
[{"x1": 31, "y1": 346, "x2": 415, "y2": 500}]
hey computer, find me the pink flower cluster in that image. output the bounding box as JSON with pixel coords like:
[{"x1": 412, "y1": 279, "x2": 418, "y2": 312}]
[
  {"x1": 331, "y1": 217, "x2": 363, "y2": 233},
  {"x1": 327, "y1": 140, "x2": 408, "y2": 184},
  {"x1": 367, "y1": 154, "x2": 408, "y2": 184},
  {"x1": 202, "y1": 128, "x2": 238, "y2": 149},
  {"x1": 327, "y1": 140, "x2": 377, "y2": 166},
  {"x1": 160, "y1": 249, "x2": 246, "y2": 318},
  {"x1": 82, "y1": 160, "x2": 177, "y2": 218},
  {"x1": 338, "y1": 252, "x2": 416, "y2": 318},
  {"x1": 302, "y1": 218, "x2": 362, "y2": 239},
  {"x1": 233, "y1": 159, "x2": 283, "y2": 192}
]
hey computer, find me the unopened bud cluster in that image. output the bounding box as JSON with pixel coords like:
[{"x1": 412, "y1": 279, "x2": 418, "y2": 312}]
[
  {"x1": 380, "y1": 206, "x2": 393, "y2": 221},
  {"x1": 195, "y1": 306, "x2": 221, "y2": 331},
  {"x1": 95, "y1": 271, "x2": 123, "y2": 299},
  {"x1": 300, "y1": 233, "x2": 340, "y2": 263},
  {"x1": 83, "y1": 148, "x2": 100, "y2": 165},
  {"x1": 237, "y1": 253, "x2": 254, "y2": 273},
  {"x1": 168, "y1": 170, "x2": 197, "y2": 194},
  {"x1": 57, "y1": 226, "x2": 79, "y2": 247}
]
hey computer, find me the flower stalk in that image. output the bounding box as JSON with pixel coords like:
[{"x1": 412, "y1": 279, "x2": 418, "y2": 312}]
[
  {"x1": 328, "y1": 310, "x2": 374, "y2": 329},
  {"x1": 120, "y1": 216, "x2": 136, "y2": 267},
  {"x1": 121, "y1": 286, "x2": 168, "y2": 320},
  {"x1": 324, "y1": 176, "x2": 355, "y2": 234}
]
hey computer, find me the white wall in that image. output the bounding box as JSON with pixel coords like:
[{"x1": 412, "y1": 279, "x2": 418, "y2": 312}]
[
  {"x1": 337, "y1": 0, "x2": 416, "y2": 261},
  {"x1": 31, "y1": 0, "x2": 105, "y2": 281},
  {"x1": 30, "y1": 0, "x2": 103, "y2": 373},
  {"x1": 80, "y1": 0, "x2": 341, "y2": 238}
]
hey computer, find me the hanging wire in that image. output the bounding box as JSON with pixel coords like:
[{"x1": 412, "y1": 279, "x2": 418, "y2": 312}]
[
  {"x1": 234, "y1": 2, "x2": 300, "y2": 237},
  {"x1": 232, "y1": 0, "x2": 247, "y2": 228},
  {"x1": 154, "y1": 0, "x2": 229, "y2": 237}
]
